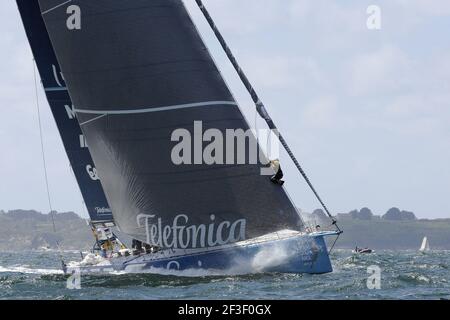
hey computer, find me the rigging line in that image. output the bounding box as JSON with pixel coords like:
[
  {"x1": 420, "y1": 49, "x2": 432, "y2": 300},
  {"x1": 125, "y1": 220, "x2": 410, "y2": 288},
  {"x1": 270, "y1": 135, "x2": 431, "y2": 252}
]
[
  {"x1": 195, "y1": 0, "x2": 341, "y2": 233},
  {"x1": 254, "y1": 106, "x2": 259, "y2": 148},
  {"x1": 68, "y1": 164, "x2": 89, "y2": 220},
  {"x1": 328, "y1": 233, "x2": 341, "y2": 255},
  {"x1": 79, "y1": 114, "x2": 107, "y2": 126},
  {"x1": 33, "y1": 59, "x2": 56, "y2": 233},
  {"x1": 41, "y1": 0, "x2": 72, "y2": 16},
  {"x1": 33, "y1": 60, "x2": 66, "y2": 269}
]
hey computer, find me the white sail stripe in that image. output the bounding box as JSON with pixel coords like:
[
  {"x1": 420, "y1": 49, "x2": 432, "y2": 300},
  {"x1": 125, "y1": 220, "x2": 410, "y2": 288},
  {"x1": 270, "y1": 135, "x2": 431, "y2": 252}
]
[
  {"x1": 41, "y1": 0, "x2": 72, "y2": 15},
  {"x1": 79, "y1": 114, "x2": 107, "y2": 126},
  {"x1": 74, "y1": 101, "x2": 238, "y2": 115},
  {"x1": 44, "y1": 87, "x2": 68, "y2": 92}
]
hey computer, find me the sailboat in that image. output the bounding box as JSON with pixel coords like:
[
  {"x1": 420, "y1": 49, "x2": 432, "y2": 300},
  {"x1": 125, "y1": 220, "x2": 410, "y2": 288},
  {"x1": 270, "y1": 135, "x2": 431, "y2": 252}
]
[
  {"x1": 419, "y1": 237, "x2": 430, "y2": 253},
  {"x1": 17, "y1": 0, "x2": 341, "y2": 275}
]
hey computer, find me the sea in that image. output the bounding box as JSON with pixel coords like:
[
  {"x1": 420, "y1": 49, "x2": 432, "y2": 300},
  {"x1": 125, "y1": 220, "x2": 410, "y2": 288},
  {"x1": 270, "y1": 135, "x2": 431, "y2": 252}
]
[{"x1": 0, "y1": 250, "x2": 449, "y2": 300}]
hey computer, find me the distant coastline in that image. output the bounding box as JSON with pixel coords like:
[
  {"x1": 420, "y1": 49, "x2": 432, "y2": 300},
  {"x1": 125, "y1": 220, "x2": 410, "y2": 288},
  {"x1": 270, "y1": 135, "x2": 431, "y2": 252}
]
[
  {"x1": 0, "y1": 209, "x2": 92, "y2": 251},
  {"x1": 1, "y1": 209, "x2": 449, "y2": 251},
  {"x1": 303, "y1": 207, "x2": 450, "y2": 250}
]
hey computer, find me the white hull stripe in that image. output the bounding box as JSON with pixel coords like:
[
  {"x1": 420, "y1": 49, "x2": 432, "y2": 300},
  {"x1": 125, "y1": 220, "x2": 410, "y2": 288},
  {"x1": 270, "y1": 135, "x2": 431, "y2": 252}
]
[{"x1": 74, "y1": 101, "x2": 238, "y2": 115}]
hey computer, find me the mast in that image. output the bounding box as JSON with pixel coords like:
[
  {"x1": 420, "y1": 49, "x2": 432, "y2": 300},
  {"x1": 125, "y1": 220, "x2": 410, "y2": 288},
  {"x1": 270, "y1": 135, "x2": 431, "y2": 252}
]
[{"x1": 16, "y1": 0, "x2": 113, "y2": 225}]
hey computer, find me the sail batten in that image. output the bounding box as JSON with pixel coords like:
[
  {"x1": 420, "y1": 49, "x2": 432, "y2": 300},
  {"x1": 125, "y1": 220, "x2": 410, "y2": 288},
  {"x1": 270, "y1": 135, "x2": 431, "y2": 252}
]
[
  {"x1": 38, "y1": 0, "x2": 303, "y2": 248},
  {"x1": 74, "y1": 101, "x2": 238, "y2": 115},
  {"x1": 44, "y1": 86, "x2": 68, "y2": 92}
]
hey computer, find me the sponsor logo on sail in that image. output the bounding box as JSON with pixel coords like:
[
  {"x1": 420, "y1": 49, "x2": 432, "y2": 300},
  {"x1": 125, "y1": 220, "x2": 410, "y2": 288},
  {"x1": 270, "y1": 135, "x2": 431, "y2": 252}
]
[
  {"x1": 136, "y1": 214, "x2": 246, "y2": 249},
  {"x1": 95, "y1": 207, "x2": 112, "y2": 215},
  {"x1": 52, "y1": 64, "x2": 65, "y2": 87},
  {"x1": 86, "y1": 165, "x2": 100, "y2": 181}
]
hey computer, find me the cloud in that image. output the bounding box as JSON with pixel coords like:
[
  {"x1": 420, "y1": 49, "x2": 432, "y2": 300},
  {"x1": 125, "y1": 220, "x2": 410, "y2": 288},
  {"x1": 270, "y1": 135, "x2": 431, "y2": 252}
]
[
  {"x1": 397, "y1": 0, "x2": 450, "y2": 16},
  {"x1": 185, "y1": 0, "x2": 289, "y2": 35},
  {"x1": 242, "y1": 55, "x2": 323, "y2": 90},
  {"x1": 348, "y1": 45, "x2": 412, "y2": 96},
  {"x1": 300, "y1": 96, "x2": 339, "y2": 129},
  {"x1": 289, "y1": 0, "x2": 311, "y2": 20}
]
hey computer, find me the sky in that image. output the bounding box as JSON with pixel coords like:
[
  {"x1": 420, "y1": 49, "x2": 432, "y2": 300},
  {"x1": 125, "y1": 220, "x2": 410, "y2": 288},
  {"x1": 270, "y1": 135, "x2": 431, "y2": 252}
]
[{"x1": 0, "y1": 0, "x2": 449, "y2": 219}]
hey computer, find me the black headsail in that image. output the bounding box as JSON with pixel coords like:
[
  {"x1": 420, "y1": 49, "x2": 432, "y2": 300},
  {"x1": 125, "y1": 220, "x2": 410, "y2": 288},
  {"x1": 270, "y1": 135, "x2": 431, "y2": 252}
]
[
  {"x1": 17, "y1": 0, "x2": 113, "y2": 224},
  {"x1": 38, "y1": 0, "x2": 303, "y2": 249}
]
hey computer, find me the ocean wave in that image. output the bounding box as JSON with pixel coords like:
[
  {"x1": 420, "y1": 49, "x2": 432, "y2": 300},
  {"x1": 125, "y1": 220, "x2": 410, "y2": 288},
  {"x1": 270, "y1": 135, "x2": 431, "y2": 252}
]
[
  {"x1": 0, "y1": 265, "x2": 63, "y2": 275},
  {"x1": 1, "y1": 250, "x2": 449, "y2": 299}
]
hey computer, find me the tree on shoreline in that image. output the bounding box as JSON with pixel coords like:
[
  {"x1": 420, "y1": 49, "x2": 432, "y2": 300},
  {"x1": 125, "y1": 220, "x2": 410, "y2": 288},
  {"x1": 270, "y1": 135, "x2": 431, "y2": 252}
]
[
  {"x1": 349, "y1": 208, "x2": 374, "y2": 220},
  {"x1": 382, "y1": 207, "x2": 417, "y2": 221}
]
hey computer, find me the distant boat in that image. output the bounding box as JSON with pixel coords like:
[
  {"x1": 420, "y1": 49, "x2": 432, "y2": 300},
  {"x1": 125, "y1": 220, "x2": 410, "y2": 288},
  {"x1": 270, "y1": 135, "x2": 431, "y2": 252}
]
[
  {"x1": 353, "y1": 247, "x2": 373, "y2": 254},
  {"x1": 419, "y1": 237, "x2": 430, "y2": 253}
]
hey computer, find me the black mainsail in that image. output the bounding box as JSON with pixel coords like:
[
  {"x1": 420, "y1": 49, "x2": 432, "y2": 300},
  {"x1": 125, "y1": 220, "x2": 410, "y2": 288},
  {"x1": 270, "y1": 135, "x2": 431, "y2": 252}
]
[
  {"x1": 17, "y1": 0, "x2": 113, "y2": 224},
  {"x1": 38, "y1": 0, "x2": 303, "y2": 248}
]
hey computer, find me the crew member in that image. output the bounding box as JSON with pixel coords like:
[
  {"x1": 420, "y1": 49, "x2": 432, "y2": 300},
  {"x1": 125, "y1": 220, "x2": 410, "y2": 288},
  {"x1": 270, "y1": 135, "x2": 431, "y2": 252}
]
[
  {"x1": 267, "y1": 159, "x2": 284, "y2": 186},
  {"x1": 95, "y1": 227, "x2": 115, "y2": 257},
  {"x1": 132, "y1": 239, "x2": 143, "y2": 254}
]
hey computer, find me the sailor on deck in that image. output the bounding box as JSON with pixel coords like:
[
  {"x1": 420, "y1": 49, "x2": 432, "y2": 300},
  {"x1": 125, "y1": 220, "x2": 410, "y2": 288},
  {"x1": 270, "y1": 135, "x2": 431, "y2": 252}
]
[{"x1": 95, "y1": 227, "x2": 115, "y2": 257}]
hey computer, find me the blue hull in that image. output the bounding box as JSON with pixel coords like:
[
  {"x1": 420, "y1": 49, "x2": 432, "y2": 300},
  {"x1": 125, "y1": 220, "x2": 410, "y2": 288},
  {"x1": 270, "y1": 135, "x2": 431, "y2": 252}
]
[{"x1": 67, "y1": 231, "x2": 337, "y2": 275}]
